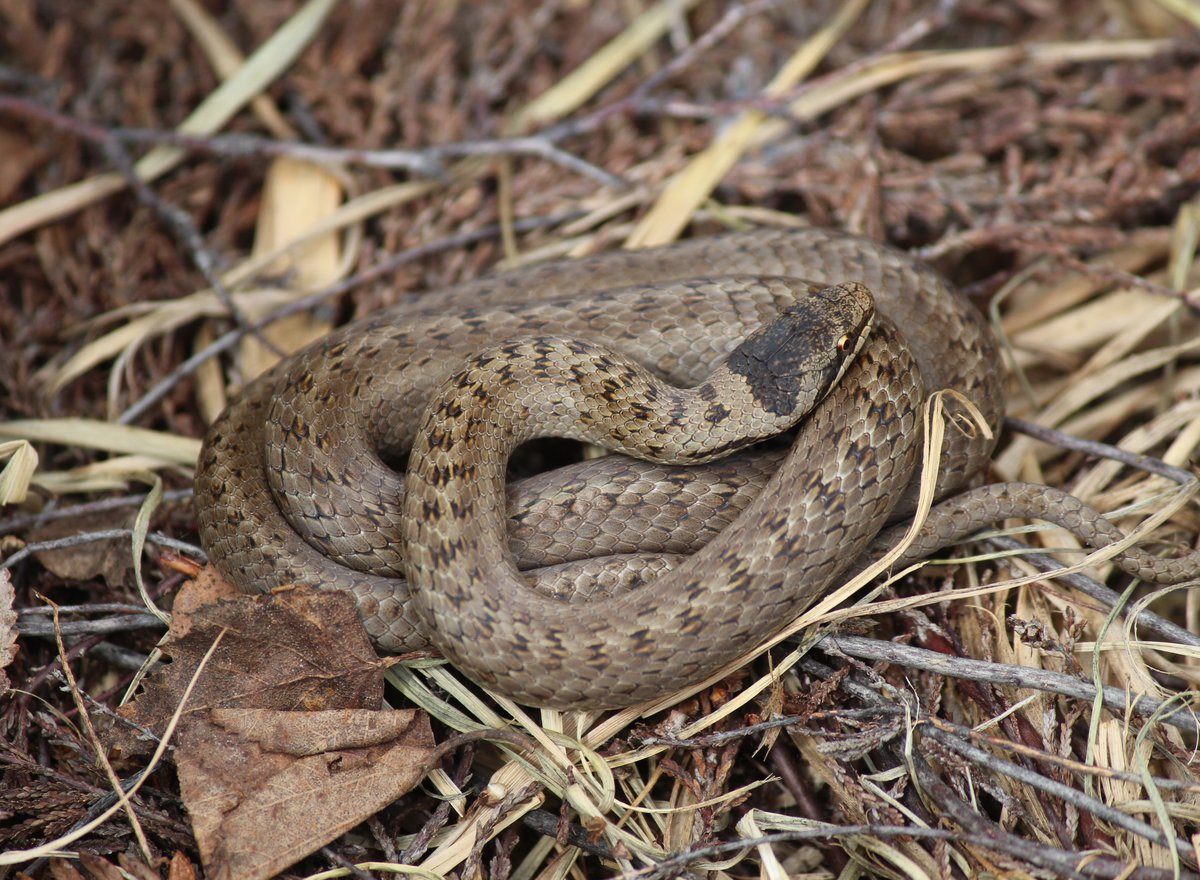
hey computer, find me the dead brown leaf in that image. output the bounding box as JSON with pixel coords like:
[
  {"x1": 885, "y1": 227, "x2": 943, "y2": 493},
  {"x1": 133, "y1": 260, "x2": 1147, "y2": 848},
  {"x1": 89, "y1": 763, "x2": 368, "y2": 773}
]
[
  {"x1": 167, "y1": 851, "x2": 200, "y2": 880},
  {"x1": 48, "y1": 858, "x2": 88, "y2": 880},
  {"x1": 177, "y1": 707, "x2": 435, "y2": 880},
  {"x1": 115, "y1": 853, "x2": 164, "y2": 880},
  {"x1": 30, "y1": 511, "x2": 135, "y2": 586},
  {"x1": 112, "y1": 579, "x2": 387, "y2": 757},
  {"x1": 78, "y1": 853, "x2": 128, "y2": 880},
  {"x1": 107, "y1": 575, "x2": 435, "y2": 880},
  {"x1": 166, "y1": 563, "x2": 243, "y2": 638},
  {"x1": 48, "y1": 853, "x2": 132, "y2": 880}
]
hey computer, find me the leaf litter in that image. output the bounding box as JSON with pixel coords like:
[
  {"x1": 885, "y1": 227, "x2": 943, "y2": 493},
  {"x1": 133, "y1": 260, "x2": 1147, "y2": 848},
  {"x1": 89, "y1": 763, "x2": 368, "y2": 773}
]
[{"x1": 2, "y1": 1, "x2": 1200, "y2": 879}]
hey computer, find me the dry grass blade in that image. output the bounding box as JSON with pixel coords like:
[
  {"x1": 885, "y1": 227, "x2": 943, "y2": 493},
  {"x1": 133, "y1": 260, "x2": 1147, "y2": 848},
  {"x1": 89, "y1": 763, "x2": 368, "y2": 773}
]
[
  {"x1": 507, "y1": 0, "x2": 705, "y2": 132},
  {"x1": 0, "y1": 440, "x2": 38, "y2": 505},
  {"x1": 627, "y1": 0, "x2": 869, "y2": 247},
  {"x1": 5, "y1": 3, "x2": 1200, "y2": 878},
  {"x1": 167, "y1": 0, "x2": 297, "y2": 138},
  {"x1": 0, "y1": 420, "x2": 200, "y2": 465},
  {"x1": 0, "y1": 0, "x2": 338, "y2": 246},
  {"x1": 0, "y1": 630, "x2": 226, "y2": 867}
]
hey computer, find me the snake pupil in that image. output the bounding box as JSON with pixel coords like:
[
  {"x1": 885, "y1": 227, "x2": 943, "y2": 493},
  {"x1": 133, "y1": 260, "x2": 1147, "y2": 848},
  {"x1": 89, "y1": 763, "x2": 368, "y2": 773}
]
[{"x1": 837, "y1": 333, "x2": 852, "y2": 352}]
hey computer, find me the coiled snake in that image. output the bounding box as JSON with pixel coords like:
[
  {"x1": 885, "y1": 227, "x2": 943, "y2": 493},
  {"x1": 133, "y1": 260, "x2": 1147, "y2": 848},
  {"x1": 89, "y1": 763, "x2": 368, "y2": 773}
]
[{"x1": 195, "y1": 228, "x2": 1199, "y2": 708}]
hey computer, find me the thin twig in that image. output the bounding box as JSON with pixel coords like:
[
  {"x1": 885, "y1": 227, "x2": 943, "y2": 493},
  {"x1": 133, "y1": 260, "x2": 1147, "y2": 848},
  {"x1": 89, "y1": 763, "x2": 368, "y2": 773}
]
[
  {"x1": 823, "y1": 635, "x2": 1200, "y2": 735},
  {"x1": 983, "y1": 534, "x2": 1200, "y2": 649},
  {"x1": 920, "y1": 722, "x2": 1195, "y2": 855},
  {"x1": 114, "y1": 209, "x2": 583, "y2": 425},
  {"x1": 798, "y1": 653, "x2": 1197, "y2": 879},
  {"x1": 1006, "y1": 416, "x2": 1197, "y2": 486},
  {"x1": 542, "y1": 0, "x2": 780, "y2": 140},
  {"x1": 929, "y1": 715, "x2": 1200, "y2": 794},
  {"x1": 90, "y1": 116, "x2": 277, "y2": 357},
  {"x1": 618, "y1": 827, "x2": 1188, "y2": 880},
  {"x1": 0, "y1": 94, "x2": 623, "y2": 189},
  {"x1": 520, "y1": 809, "x2": 614, "y2": 860},
  {"x1": 48, "y1": 601, "x2": 152, "y2": 859},
  {"x1": 544, "y1": 0, "x2": 965, "y2": 141},
  {"x1": 17, "y1": 613, "x2": 164, "y2": 638},
  {"x1": 0, "y1": 488, "x2": 193, "y2": 536},
  {"x1": 19, "y1": 602, "x2": 157, "y2": 616},
  {"x1": 1, "y1": 529, "x2": 205, "y2": 571}
]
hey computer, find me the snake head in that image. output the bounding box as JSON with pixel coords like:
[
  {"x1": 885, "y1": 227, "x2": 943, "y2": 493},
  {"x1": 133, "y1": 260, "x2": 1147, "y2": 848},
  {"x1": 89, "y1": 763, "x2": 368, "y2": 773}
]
[{"x1": 724, "y1": 282, "x2": 875, "y2": 419}]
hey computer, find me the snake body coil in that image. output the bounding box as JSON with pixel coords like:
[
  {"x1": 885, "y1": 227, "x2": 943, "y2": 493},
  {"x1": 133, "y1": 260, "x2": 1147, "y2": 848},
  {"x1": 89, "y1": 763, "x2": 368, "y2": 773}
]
[{"x1": 197, "y1": 228, "x2": 1006, "y2": 708}]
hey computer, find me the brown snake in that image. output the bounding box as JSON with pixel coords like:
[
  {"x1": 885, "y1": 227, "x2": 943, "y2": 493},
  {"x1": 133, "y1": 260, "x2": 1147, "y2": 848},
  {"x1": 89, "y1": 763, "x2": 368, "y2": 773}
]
[{"x1": 195, "y1": 228, "x2": 1200, "y2": 709}]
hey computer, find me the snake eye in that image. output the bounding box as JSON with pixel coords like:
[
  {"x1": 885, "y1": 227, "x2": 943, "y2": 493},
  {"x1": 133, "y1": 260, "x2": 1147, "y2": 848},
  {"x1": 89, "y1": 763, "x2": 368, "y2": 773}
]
[{"x1": 836, "y1": 333, "x2": 853, "y2": 353}]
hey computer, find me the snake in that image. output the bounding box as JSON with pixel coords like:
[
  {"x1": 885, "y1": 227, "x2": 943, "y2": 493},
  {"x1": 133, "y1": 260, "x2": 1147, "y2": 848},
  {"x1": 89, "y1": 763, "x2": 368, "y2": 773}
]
[{"x1": 195, "y1": 227, "x2": 1200, "y2": 709}]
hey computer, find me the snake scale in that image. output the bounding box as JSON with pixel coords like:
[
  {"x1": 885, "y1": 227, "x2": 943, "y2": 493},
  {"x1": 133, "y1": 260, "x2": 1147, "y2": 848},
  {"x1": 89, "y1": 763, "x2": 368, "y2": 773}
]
[{"x1": 195, "y1": 228, "x2": 1199, "y2": 709}]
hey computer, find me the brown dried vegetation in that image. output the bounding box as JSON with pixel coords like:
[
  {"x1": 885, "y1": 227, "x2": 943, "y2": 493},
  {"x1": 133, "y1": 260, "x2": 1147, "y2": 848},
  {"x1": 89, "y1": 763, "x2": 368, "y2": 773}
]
[{"x1": 3, "y1": 1, "x2": 1200, "y2": 878}]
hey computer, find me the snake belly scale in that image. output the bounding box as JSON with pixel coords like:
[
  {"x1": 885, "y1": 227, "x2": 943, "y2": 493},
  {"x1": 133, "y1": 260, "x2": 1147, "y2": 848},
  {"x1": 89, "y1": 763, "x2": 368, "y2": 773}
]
[{"x1": 195, "y1": 228, "x2": 1005, "y2": 708}]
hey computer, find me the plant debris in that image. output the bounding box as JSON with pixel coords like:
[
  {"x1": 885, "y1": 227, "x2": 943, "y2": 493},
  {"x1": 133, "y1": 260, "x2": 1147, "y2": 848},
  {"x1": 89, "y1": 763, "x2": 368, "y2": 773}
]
[{"x1": 3, "y1": 1, "x2": 1200, "y2": 879}]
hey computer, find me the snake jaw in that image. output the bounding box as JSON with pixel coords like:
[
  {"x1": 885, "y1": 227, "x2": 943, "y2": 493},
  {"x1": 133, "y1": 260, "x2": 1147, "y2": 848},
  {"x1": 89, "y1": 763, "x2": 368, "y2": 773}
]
[{"x1": 724, "y1": 282, "x2": 875, "y2": 419}]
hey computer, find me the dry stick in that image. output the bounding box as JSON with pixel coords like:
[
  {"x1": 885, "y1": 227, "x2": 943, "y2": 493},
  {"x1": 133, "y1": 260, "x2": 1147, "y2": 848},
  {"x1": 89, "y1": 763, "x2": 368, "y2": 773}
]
[
  {"x1": 482, "y1": 0, "x2": 563, "y2": 104},
  {"x1": 824, "y1": 635, "x2": 1199, "y2": 735},
  {"x1": 397, "y1": 744, "x2": 476, "y2": 864},
  {"x1": 619, "y1": 828, "x2": 1187, "y2": 880},
  {"x1": 90, "y1": 113, "x2": 279, "y2": 357},
  {"x1": 798, "y1": 655, "x2": 1196, "y2": 880},
  {"x1": 539, "y1": 0, "x2": 782, "y2": 140},
  {"x1": 520, "y1": 809, "x2": 615, "y2": 860},
  {"x1": 84, "y1": 642, "x2": 154, "y2": 673},
  {"x1": 18, "y1": 613, "x2": 164, "y2": 638},
  {"x1": 1, "y1": 630, "x2": 227, "y2": 869},
  {"x1": 48, "y1": 601, "x2": 152, "y2": 860},
  {"x1": 926, "y1": 715, "x2": 1200, "y2": 796},
  {"x1": 905, "y1": 750, "x2": 1138, "y2": 880},
  {"x1": 544, "y1": 0, "x2": 963, "y2": 141},
  {"x1": 643, "y1": 706, "x2": 1200, "y2": 795},
  {"x1": 318, "y1": 847, "x2": 375, "y2": 880},
  {"x1": 1006, "y1": 416, "x2": 1196, "y2": 486},
  {"x1": 0, "y1": 488, "x2": 194, "y2": 536},
  {"x1": 0, "y1": 529, "x2": 205, "y2": 572},
  {"x1": 1056, "y1": 253, "x2": 1199, "y2": 313},
  {"x1": 115, "y1": 210, "x2": 583, "y2": 426},
  {"x1": 19, "y1": 601, "x2": 152, "y2": 616},
  {"x1": 0, "y1": 94, "x2": 622, "y2": 189},
  {"x1": 108, "y1": 127, "x2": 623, "y2": 189},
  {"x1": 636, "y1": 642, "x2": 1198, "y2": 873},
  {"x1": 999, "y1": 416, "x2": 1200, "y2": 648},
  {"x1": 0, "y1": 748, "x2": 188, "y2": 834},
  {"x1": 983, "y1": 535, "x2": 1200, "y2": 649},
  {"x1": 19, "y1": 766, "x2": 156, "y2": 880},
  {"x1": 919, "y1": 723, "x2": 1195, "y2": 856}
]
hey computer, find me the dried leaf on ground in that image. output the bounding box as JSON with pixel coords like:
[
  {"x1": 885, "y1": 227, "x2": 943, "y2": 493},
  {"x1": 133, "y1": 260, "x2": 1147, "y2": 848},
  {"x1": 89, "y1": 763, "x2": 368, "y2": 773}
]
[
  {"x1": 109, "y1": 573, "x2": 434, "y2": 879},
  {"x1": 167, "y1": 851, "x2": 201, "y2": 880},
  {"x1": 178, "y1": 707, "x2": 434, "y2": 880},
  {"x1": 30, "y1": 511, "x2": 136, "y2": 585},
  {"x1": 48, "y1": 858, "x2": 88, "y2": 880},
  {"x1": 111, "y1": 576, "x2": 388, "y2": 758},
  {"x1": 49, "y1": 852, "x2": 163, "y2": 880},
  {"x1": 167, "y1": 562, "x2": 245, "y2": 635}
]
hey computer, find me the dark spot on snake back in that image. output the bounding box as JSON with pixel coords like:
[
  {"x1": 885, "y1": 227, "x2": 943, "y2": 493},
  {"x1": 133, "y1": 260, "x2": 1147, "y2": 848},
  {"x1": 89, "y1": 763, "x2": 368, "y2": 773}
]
[{"x1": 704, "y1": 402, "x2": 731, "y2": 424}]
